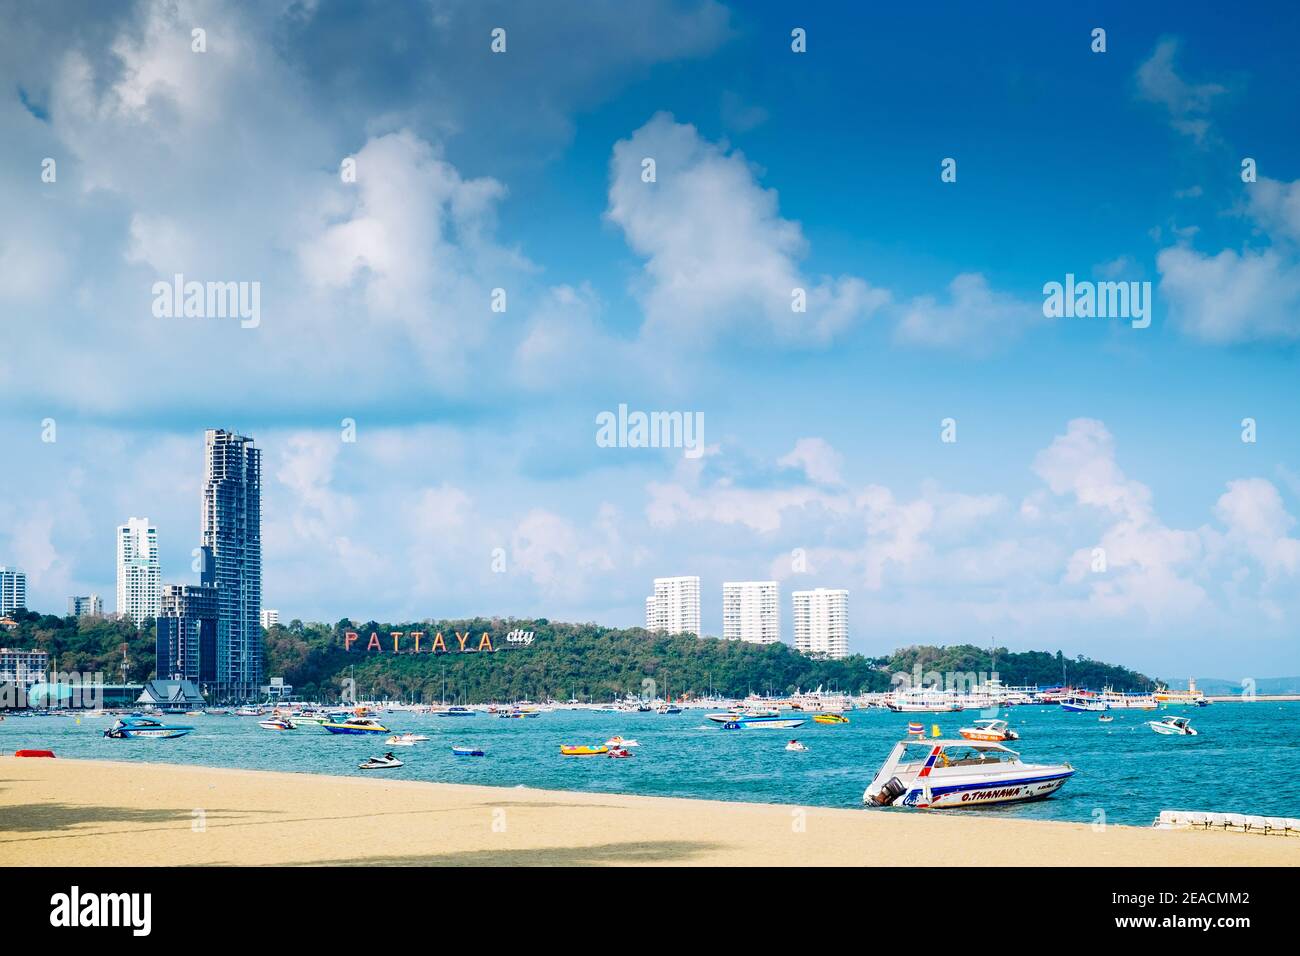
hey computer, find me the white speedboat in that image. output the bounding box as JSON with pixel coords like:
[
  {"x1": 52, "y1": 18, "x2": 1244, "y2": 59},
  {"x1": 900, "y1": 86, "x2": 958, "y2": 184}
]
[
  {"x1": 259, "y1": 717, "x2": 296, "y2": 731},
  {"x1": 1148, "y1": 716, "x2": 1198, "y2": 736},
  {"x1": 958, "y1": 718, "x2": 1019, "y2": 742},
  {"x1": 385, "y1": 733, "x2": 428, "y2": 746},
  {"x1": 863, "y1": 739, "x2": 1075, "y2": 809}
]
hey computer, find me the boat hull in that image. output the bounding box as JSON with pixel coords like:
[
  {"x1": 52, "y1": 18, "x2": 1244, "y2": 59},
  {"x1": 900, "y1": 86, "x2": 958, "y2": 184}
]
[
  {"x1": 899, "y1": 771, "x2": 1074, "y2": 809},
  {"x1": 321, "y1": 724, "x2": 390, "y2": 734},
  {"x1": 106, "y1": 728, "x2": 192, "y2": 739}
]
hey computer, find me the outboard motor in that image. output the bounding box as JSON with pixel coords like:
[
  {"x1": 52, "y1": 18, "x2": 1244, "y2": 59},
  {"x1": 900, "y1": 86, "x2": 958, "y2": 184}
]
[{"x1": 871, "y1": 776, "x2": 907, "y2": 806}]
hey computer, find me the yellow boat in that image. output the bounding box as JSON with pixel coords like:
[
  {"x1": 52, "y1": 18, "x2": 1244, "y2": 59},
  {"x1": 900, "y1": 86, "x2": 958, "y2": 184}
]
[
  {"x1": 813, "y1": 713, "x2": 849, "y2": 724},
  {"x1": 559, "y1": 744, "x2": 609, "y2": 756}
]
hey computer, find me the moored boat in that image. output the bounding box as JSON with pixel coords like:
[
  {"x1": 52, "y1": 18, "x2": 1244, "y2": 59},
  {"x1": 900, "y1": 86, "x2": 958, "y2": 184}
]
[
  {"x1": 863, "y1": 739, "x2": 1074, "y2": 809},
  {"x1": 385, "y1": 733, "x2": 427, "y2": 746},
  {"x1": 958, "y1": 718, "x2": 1019, "y2": 742},
  {"x1": 1060, "y1": 694, "x2": 1107, "y2": 713},
  {"x1": 451, "y1": 746, "x2": 485, "y2": 757},
  {"x1": 358, "y1": 753, "x2": 403, "y2": 770},
  {"x1": 103, "y1": 717, "x2": 194, "y2": 740},
  {"x1": 321, "y1": 716, "x2": 390, "y2": 735},
  {"x1": 434, "y1": 706, "x2": 477, "y2": 717},
  {"x1": 813, "y1": 713, "x2": 849, "y2": 724},
  {"x1": 560, "y1": 744, "x2": 609, "y2": 756}
]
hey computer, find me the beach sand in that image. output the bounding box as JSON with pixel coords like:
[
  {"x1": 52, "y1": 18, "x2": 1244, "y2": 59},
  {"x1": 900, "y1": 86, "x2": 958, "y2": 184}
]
[{"x1": 2, "y1": 756, "x2": 1296, "y2": 866}]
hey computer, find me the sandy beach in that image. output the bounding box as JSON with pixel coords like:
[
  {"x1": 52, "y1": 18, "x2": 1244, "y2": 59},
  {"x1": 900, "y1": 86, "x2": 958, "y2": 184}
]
[{"x1": 1, "y1": 756, "x2": 1296, "y2": 866}]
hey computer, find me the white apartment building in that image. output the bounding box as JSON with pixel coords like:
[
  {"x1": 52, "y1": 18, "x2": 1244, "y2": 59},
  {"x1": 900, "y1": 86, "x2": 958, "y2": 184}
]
[
  {"x1": 722, "y1": 581, "x2": 780, "y2": 645},
  {"x1": 116, "y1": 517, "x2": 160, "y2": 624},
  {"x1": 260, "y1": 608, "x2": 280, "y2": 629},
  {"x1": 792, "y1": 588, "x2": 849, "y2": 659},
  {"x1": 644, "y1": 576, "x2": 701, "y2": 636},
  {"x1": 0, "y1": 646, "x2": 48, "y2": 686},
  {"x1": 68, "y1": 594, "x2": 103, "y2": 618},
  {"x1": 0, "y1": 567, "x2": 27, "y2": 616}
]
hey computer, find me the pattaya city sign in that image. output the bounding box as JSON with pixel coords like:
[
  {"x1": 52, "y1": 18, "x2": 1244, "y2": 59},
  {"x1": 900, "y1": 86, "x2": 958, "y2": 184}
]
[{"x1": 343, "y1": 629, "x2": 535, "y2": 653}]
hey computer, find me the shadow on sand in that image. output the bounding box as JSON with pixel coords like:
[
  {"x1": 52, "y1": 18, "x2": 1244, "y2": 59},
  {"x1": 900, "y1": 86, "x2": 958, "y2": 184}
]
[{"x1": 277, "y1": 839, "x2": 727, "y2": 867}]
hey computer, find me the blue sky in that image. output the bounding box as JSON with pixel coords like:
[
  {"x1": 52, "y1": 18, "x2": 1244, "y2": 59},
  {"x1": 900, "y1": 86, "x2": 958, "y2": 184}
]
[{"x1": 1, "y1": 1, "x2": 1298, "y2": 677}]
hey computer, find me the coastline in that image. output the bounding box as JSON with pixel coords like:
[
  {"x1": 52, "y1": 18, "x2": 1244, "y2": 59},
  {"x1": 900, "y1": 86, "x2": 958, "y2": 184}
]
[{"x1": 2, "y1": 756, "x2": 1297, "y2": 866}]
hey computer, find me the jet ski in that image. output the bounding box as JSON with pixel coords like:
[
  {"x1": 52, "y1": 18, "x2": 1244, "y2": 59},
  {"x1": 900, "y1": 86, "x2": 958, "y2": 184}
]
[
  {"x1": 785, "y1": 740, "x2": 808, "y2": 752},
  {"x1": 607, "y1": 747, "x2": 634, "y2": 758},
  {"x1": 359, "y1": 753, "x2": 404, "y2": 770}
]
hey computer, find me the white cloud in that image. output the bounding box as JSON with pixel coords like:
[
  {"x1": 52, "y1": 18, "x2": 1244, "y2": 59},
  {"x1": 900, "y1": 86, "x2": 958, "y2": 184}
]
[
  {"x1": 778, "y1": 438, "x2": 844, "y2": 486},
  {"x1": 1247, "y1": 177, "x2": 1300, "y2": 244},
  {"x1": 606, "y1": 112, "x2": 889, "y2": 346},
  {"x1": 1213, "y1": 479, "x2": 1300, "y2": 578},
  {"x1": 1136, "y1": 39, "x2": 1225, "y2": 143},
  {"x1": 510, "y1": 508, "x2": 616, "y2": 594},
  {"x1": 1156, "y1": 245, "x2": 1300, "y2": 343},
  {"x1": 298, "y1": 129, "x2": 530, "y2": 366},
  {"x1": 894, "y1": 272, "x2": 1043, "y2": 352}
]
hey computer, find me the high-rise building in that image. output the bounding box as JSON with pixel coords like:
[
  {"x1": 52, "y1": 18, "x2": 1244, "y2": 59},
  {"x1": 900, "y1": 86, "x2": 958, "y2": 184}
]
[
  {"x1": 260, "y1": 608, "x2": 280, "y2": 630},
  {"x1": 0, "y1": 646, "x2": 48, "y2": 686},
  {"x1": 116, "y1": 518, "x2": 160, "y2": 624},
  {"x1": 644, "y1": 576, "x2": 701, "y2": 636},
  {"x1": 68, "y1": 594, "x2": 103, "y2": 618},
  {"x1": 156, "y1": 584, "x2": 218, "y2": 685},
  {"x1": 792, "y1": 588, "x2": 849, "y2": 659},
  {"x1": 0, "y1": 567, "x2": 27, "y2": 616},
  {"x1": 722, "y1": 581, "x2": 780, "y2": 645},
  {"x1": 202, "y1": 429, "x2": 262, "y2": 700}
]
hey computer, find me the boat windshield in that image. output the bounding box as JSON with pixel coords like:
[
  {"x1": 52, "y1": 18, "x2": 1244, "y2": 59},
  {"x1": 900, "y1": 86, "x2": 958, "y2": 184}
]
[{"x1": 898, "y1": 743, "x2": 1014, "y2": 766}]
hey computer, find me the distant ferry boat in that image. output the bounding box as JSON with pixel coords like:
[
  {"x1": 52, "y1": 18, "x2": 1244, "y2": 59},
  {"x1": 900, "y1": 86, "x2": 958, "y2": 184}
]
[
  {"x1": 885, "y1": 687, "x2": 962, "y2": 713},
  {"x1": 434, "y1": 706, "x2": 477, "y2": 717},
  {"x1": 1099, "y1": 688, "x2": 1158, "y2": 710},
  {"x1": 1060, "y1": 694, "x2": 1107, "y2": 713},
  {"x1": 1154, "y1": 679, "x2": 1208, "y2": 706}
]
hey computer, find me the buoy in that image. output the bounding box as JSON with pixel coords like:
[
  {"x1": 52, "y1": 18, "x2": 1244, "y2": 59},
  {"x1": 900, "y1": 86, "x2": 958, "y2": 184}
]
[
  {"x1": 931, "y1": 724, "x2": 941, "y2": 737},
  {"x1": 15, "y1": 749, "x2": 56, "y2": 758}
]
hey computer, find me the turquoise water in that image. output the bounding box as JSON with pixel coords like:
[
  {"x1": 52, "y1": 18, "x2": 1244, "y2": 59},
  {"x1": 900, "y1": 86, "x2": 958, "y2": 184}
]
[{"x1": 4, "y1": 703, "x2": 1299, "y2": 826}]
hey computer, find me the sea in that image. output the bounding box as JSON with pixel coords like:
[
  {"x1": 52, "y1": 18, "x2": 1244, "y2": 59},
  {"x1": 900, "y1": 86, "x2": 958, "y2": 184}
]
[{"x1": 4, "y1": 702, "x2": 1298, "y2": 826}]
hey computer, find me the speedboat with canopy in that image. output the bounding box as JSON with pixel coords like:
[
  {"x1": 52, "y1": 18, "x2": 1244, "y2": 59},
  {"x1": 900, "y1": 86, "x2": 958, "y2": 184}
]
[{"x1": 863, "y1": 739, "x2": 1074, "y2": 810}]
